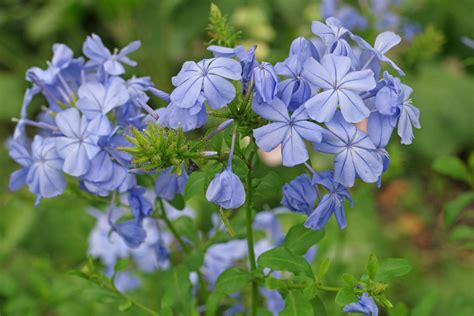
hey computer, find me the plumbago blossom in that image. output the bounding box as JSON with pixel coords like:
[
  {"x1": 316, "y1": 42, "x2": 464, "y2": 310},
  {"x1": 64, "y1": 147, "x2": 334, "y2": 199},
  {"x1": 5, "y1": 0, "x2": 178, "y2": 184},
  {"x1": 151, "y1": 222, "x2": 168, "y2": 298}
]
[{"x1": 8, "y1": 10, "x2": 417, "y2": 316}]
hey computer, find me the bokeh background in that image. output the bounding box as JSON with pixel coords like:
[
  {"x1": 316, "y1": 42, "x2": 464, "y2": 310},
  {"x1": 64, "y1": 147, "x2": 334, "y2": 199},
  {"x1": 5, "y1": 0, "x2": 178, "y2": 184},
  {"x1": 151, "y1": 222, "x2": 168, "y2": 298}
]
[{"x1": 0, "y1": 0, "x2": 473, "y2": 315}]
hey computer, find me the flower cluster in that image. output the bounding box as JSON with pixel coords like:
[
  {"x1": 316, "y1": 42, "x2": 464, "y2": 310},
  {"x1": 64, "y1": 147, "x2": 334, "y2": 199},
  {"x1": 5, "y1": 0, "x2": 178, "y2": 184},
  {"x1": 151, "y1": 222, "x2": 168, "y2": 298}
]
[{"x1": 8, "y1": 13, "x2": 419, "y2": 315}]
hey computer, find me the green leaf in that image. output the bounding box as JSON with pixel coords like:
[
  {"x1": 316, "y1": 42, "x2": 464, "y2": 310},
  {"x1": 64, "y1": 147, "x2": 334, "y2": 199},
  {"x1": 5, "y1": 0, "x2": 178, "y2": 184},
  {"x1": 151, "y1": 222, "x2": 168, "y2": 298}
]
[
  {"x1": 367, "y1": 254, "x2": 379, "y2": 280},
  {"x1": 342, "y1": 273, "x2": 358, "y2": 287},
  {"x1": 303, "y1": 284, "x2": 318, "y2": 300},
  {"x1": 183, "y1": 171, "x2": 206, "y2": 200},
  {"x1": 432, "y1": 156, "x2": 470, "y2": 183},
  {"x1": 173, "y1": 216, "x2": 199, "y2": 244},
  {"x1": 335, "y1": 287, "x2": 358, "y2": 306},
  {"x1": 118, "y1": 298, "x2": 132, "y2": 312},
  {"x1": 257, "y1": 246, "x2": 314, "y2": 278},
  {"x1": 265, "y1": 276, "x2": 288, "y2": 290},
  {"x1": 281, "y1": 290, "x2": 313, "y2": 316},
  {"x1": 169, "y1": 194, "x2": 185, "y2": 210},
  {"x1": 161, "y1": 265, "x2": 193, "y2": 315},
  {"x1": 182, "y1": 250, "x2": 204, "y2": 271},
  {"x1": 113, "y1": 259, "x2": 129, "y2": 273},
  {"x1": 376, "y1": 258, "x2": 412, "y2": 282},
  {"x1": 206, "y1": 268, "x2": 253, "y2": 316},
  {"x1": 318, "y1": 258, "x2": 331, "y2": 279},
  {"x1": 311, "y1": 295, "x2": 328, "y2": 316},
  {"x1": 283, "y1": 224, "x2": 325, "y2": 256},
  {"x1": 444, "y1": 192, "x2": 474, "y2": 225}
]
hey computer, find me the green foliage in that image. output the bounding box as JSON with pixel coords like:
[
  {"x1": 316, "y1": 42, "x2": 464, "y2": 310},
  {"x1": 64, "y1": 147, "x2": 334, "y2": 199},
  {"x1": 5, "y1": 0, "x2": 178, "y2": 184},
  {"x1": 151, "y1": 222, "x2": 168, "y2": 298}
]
[
  {"x1": 283, "y1": 224, "x2": 325, "y2": 255},
  {"x1": 433, "y1": 155, "x2": 473, "y2": 185},
  {"x1": 281, "y1": 290, "x2": 313, "y2": 316},
  {"x1": 403, "y1": 25, "x2": 444, "y2": 67},
  {"x1": 375, "y1": 258, "x2": 412, "y2": 282},
  {"x1": 207, "y1": 3, "x2": 241, "y2": 47},
  {"x1": 206, "y1": 268, "x2": 254, "y2": 316},
  {"x1": 258, "y1": 246, "x2": 314, "y2": 278}
]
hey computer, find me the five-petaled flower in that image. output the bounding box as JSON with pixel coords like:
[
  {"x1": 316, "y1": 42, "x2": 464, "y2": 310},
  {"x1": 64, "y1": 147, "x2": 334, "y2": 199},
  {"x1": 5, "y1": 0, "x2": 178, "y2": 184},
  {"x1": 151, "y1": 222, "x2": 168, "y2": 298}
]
[
  {"x1": 253, "y1": 97, "x2": 324, "y2": 167},
  {"x1": 303, "y1": 54, "x2": 376, "y2": 123}
]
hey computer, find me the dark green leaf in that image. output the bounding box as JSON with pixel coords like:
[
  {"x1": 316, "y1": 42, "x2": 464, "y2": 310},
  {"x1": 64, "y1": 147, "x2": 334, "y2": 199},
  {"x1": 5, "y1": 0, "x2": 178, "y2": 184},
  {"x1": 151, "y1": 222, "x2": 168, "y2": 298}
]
[
  {"x1": 265, "y1": 276, "x2": 288, "y2": 290},
  {"x1": 335, "y1": 287, "x2": 358, "y2": 306},
  {"x1": 169, "y1": 194, "x2": 185, "y2": 210},
  {"x1": 281, "y1": 290, "x2": 313, "y2": 316},
  {"x1": 183, "y1": 171, "x2": 206, "y2": 200},
  {"x1": 444, "y1": 192, "x2": 474, "y2": 225},
  {"x1": 257, "y1": 246, "x2": 314, "y2": 278},
  {"x1": 182, "y1": 250, "x2": 204, "y2": 271},
  {"x1": 311, "y1": 295, "x2": 328, "y2": 316},
  {"x1": 161, "y1": 265, "x2": 193, "y2": 315},
  {"x1": 173, "y1": 216, "x2": 199, "y2": 243},
  {"x1": 376, "y1": 258, "x2": 412, "y2": 282},
  {"x1": 114, "y1": 259, "x2": 129, "y2": 273},
  {"x1": 432, "y1": 156, "x2": 470, "y2": 183},
  {"x1": 303, "y1": 284, "x2": 318, "y2": 300},
  {"x1": 283, "y1": 224, "x2": 325, "y2": 256}
]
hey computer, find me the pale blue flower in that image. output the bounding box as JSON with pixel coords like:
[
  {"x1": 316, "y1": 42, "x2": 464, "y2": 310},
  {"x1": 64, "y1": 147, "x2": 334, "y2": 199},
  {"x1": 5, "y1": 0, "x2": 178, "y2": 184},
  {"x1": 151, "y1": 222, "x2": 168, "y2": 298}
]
[
  {"x1": 170, "y1": 58, "x2": 242, "y2": 109},
  {"x1": 17, "y1": 136, "x2": 66, "y2": 206},
  {"x1": 253, "y1": 62, "x2": 278, "y2": 104},
  {"x1": 77, "y1": 77, "x2": 129, "y2": 135},
  {"x1": 343, "y1": 292, "x2": 379, "y2": 316},
  {"x1": 112, "y1": 219, "x2": 147, "y2": 249},
  {"x1": 154, "y1": 166, "x2": 188, "y2": 200},
  {"x1": 305, "y1": 171, "x2": 352, "y2": 230},
  {"x1": 8, "y1": 139, "x2": 33, "y2": 192},
  {"x1": 275, "y1": 54, "x2": 314, "y2": 111},
  {"x1": 303, "y1": 54, "x2": 376, "y2": 123},
  {"x1": 260, "y1": 288, "x2": 284, "y2": 316},
  {"x1": 83, "y1": 34, "x2": 141, "y2": 75},
  {"x1": 311, "y1": 17, "x2": 353, "y2": 56},
  {"x1": 353, "y1": 31, "x2": 405, "y2": 75},
  {"x1": 55, "y1": 108, "x2": 101, "y2": 177},
  {"x1": 281, "y1": 174, "x2": 318, "y2": 215},
  {"x1": 253, "y1": 97, "x2": 324, "y2": 167},
  {"x1": 128, "y1": 186, "x2": 153, "y2": 220},
  {"x1": 157, "y1": 97, "x2": 208, "y2": 132},
  {"x1": 314, "y1": 112, "x2": 383, "y2": 187},
  {"x1": 206, "y1": 168, "x2": 245, "y2": 209}
]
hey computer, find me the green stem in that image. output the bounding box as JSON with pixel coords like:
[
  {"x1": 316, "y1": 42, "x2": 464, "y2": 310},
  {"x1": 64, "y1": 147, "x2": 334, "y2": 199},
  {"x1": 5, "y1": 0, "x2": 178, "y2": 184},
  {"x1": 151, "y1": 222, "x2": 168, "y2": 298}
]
[
  {"x1": 157, "y1": 199, "x2": 189, "y2": 251},
  {"x1": 128, "y1": 297, "x2": 160, "y2": 316},
  {"x1": 157, "y1": 199, "x2": 208, "y2": 302},
  {"x1": 245, "y1": 151, "x2": 258, "y2": 316},
  {"x1": 317, "y1": 285, "x2": 342, "y2": 292}
]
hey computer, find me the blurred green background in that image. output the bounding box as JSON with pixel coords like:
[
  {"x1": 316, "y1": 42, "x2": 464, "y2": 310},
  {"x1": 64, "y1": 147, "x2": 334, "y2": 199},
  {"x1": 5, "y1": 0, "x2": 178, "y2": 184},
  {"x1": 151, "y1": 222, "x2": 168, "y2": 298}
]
[{"x1": 0, "y1": 0, "x2": 473, "y2": 315}]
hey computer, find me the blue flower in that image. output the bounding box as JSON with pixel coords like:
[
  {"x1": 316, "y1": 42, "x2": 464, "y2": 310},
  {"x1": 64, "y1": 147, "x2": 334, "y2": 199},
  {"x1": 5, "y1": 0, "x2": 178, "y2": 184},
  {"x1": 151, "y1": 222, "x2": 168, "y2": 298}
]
[
  {"x1": 314, "y1": 112, "x2": 383, "y2": 187},
  {"x1": 275, "y1": 54, "x2": 313, "y2": 111},
  {"x1": 154, "y1": 166, "x2": 188, "y2": 201},
  {"x1": 305, "y1": 171, "x2": 352, "y2": 230},
  {"x1": 260, "y1": 288, "x2": 284, "y2": 316},
  {"x1": 253, "y1": 97, "x2": 324, "y2": 167},
  {"x1": 8, "y1": 139, "x2": 33, "y2": 192},
  {"x1": 289, "y1": 36, "x2": 320, "y2": 61},
  {"x1": 208, "y1": 45, "x2": 257, "y2": 94},
  {"x1": 368, "y1": 112, "x2": 393, "y2": 187},
  {"x1": 13, "y1": 136, "x2": 66, "y2": 206},
  {"x1": 55, "y1": 108, "x2": 101, "y2": 177},
  {"x1": 303, "y1": 54, "x2": 376, "y2": 123},
  {"x1": 373, "y1": 72, "x2": 420, "y2": 144},
  {"x1": 83, "y1": 34, "x2": 141, "y2": 76},
  {"x1": 353, "y1": 31, "x2": 405, "y2": 75},
  {"x1": 462, "y1": 36, "x2": 474, "y2": 50},
  {"x1": 343, "y1": 292, "x2": 379, "y2": 316},
  {"x1": 170, "y1": 58, "x2": 242, "y2": 109},
  {"x1": 206, "y1": 168, "x2": 245, "y2": 209},
  {"x1": 128, "y1": 186, "x2": 153, "y2": 220},
  {"x1": 157, "y1": 97, "x2": 208, "y2": 132},
  {"x1": 321, "y1": 0, "x2": 368, "y2": 31},
  {"x1": 81, "y1": 162, "x2": 129, "y2": 196},
  {"x1": 253, "y1": 62, "x2": 278, "y2": 104},
  {"x1": 281, "y1": 174, "x2": 317, "y2": 215},
  {"x1": 77, "y1": 77, "x2": 129, "y2": 135},
  {"x1": 112, "y1": 219, "x2": 147, "y2": 248},
  {"x1": 311, "y1": 17, "x2": 353, "y2": 56}
]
